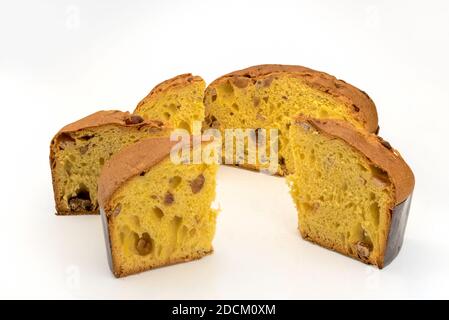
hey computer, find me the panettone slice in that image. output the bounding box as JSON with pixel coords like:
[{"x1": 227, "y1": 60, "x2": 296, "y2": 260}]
[
  {"x1": 50, "y1": 110, "x2": 168, "y2": 215},
  {"x1": 134, "y1": 73, "x2": 206, "y2": 133},
  {"x1": 98, "y1": 137, "x2": 218, "y2": 278},
  {"x1": 288, "y1": 116, "x2": 414, "y2": 268}
]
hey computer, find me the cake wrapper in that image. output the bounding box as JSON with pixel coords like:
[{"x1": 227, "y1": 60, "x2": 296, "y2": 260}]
[
  {"x1": 384, "y1": 193, "x2": 413, "y2": 266},
  {"x1": 100, "y1": 208, "x2": 114, "y2": 273}
]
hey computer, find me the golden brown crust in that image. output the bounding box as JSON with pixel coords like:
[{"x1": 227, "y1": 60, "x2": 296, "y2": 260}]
[
  {"x1": 208, "y1": 64, "x2": 378, "y2": 133},
  {"x1": 50, "y1": 110, "x2": 167, "y2": 215},
  {"x1": 112, "y1": 246, "x2": 213, "y2": 278},
  {"x1": 301, "y1": 232, "x2": 384, "y2": 268},
  {"x1": 58, "y1": 110, "x2": 140, "y2": 133},
  {"x1": 97, "y1": 137, "x2": 179, "y2": 210},
  {"x1": 50, "y1": 110, "x2": 165, "y2": 161},
  {"x1": 294, "y1": 116, "x2": 415, "y2": 204},
  {"x1": 50, "y1": 110, "x2": 165, "y2": 154},
  {"x1": 134, "y1": 73, "x2": 205, "y2": 114}
]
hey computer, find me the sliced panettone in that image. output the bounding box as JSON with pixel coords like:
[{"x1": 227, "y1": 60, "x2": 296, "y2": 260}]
[
  {"x1": 288, "y1": 116, "x2": 414, "y2": 268},
  {"x1": 50, "y1": 110, "x2": 168, "y2": 215},
  {"x1": 134, "y1": 73, "x2": 206, "y2": 133},
  {"x1": 98, "y1": 137, "x2": 218, "y2": 278},
  {"x1": 203, "y1": 64, "x2": 378, "y2": 175}
]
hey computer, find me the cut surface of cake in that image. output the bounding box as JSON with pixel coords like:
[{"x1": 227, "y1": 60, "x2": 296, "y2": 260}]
[
  {"x1": 288, "y1": 116, "x2": 414, "y2": 267},
  {"x1": 134, "y1": 73, "x2": 206, "y2": 133},
  {"x1": 98, "y1": 137, "x2": 218, "y2": 278},
  {"x1": 50, "y1": 110, "x2": 168, "y2": 215},
  {"x1": 203, "y1": 64, "x2": 378, "y2": 175}
]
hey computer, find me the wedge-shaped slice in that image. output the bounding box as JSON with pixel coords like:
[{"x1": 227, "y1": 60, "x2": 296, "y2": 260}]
[
  {"x1": 50, "y1": 110, "x2": 168, "y2": 215},
  {"x1": 288, "y1": 117, "x2": 414, "y2": 268},
  {"x1": 134, "y1": 73, "x2": 206, "y2": 133},
  {"x1": 204, "y1": 64, "x2": 378, "y2": 175},
  {"x1": 98, "y1": 137, "x2": 218, "y2": 277}
]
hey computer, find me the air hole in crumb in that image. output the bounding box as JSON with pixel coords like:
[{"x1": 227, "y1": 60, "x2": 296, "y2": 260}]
[
  {"x1": 64, "y1": 161, "x2": 73, "y2": 174},
  {"x1": 369, "y1": 203, "x2": 380, "y2": 226},
  {"x1": 58, "y1": 133, "x2": 75, "y2": 150},
  {"x1": 370, "y1": 165, "x2": 390, "y2": 188},
  {"x1": 209, "y1": 88, "x2": 218, "y2": 102},
  {"x1": 358, "y1": 164, "x2": 368, "y2": 172},
  {"x1": 168, "y1": 103, "x2": 178, "y2": 113},
  {"x1": 178, "y1": 225, "x2": 188, "y2": 241},
  {"x1": 152, "y1": 207, "x2": 164, "y2": 219},
  {"x1": 130, "y1": 215, "x2": 140, "y2": 228},
  {"x1": 178, "y1": 120, "x2": 190, "y2": 132},
  {"x1": 79, "y1": 134, "x2": 94, "y2": 141},
  {"x1": 279, "y1": 157, "x2": 286, "y2": 165},
  {"x1": 320, "y1": 110, "x2": 329, "y2": 117},
  {"x1": 169, "y1": 176, "x2": 182, "y2": 189},
  {"x1": 173, "y1": 216, "x2": 182, "y2": 227},
  {"x1": 163, "y1": 112, "x2": 171, "y2": 120},
  {"x1": 220, "y1": 81, "x2": 234, "y2": 95}
]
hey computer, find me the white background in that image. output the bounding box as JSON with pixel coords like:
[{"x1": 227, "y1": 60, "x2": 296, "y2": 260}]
[{"x1": 1, "y1": 0, "x2": 448, "y2": 299}]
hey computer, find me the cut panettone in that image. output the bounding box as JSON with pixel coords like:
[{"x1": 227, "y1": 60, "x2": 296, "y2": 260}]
[
  {"x1": 50, "y1": 110, "x2": 168, "y2": 215},
  {"x1": 288, "y1": 117, "x2": 414, "y2": 268},
  {"x1": 203, "y1": 64, "x2": 378, "y2": 175},
  {"x1": 98, "y1": 137, "x2": 218, "y2": 278},
  {"x1": 134, "y1": 73, "x2": 206, "y2": 133}
]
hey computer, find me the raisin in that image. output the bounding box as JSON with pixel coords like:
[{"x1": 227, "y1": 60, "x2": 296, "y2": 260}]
[
  {"x1": 190, "y1": 174, "x2": 205, "y2": 194},
  {"x1": 164, "y1": 192, "x2": 174, "y2": 205},
  {"x1": 111, "y1": 204, "x2": 121, "y2": 217},
  {"x1": 68, "y1": 190, "x2": 93, "y2": 212},
  {"x1": 355, "y1": 242, "x2": 371, "y2": 259},
  {"x1": 125, "y1": 115, "x2": 144, "y2": 125},
  {"x1": 135, "y1": 233, "x2": 154, "y2": 256}
]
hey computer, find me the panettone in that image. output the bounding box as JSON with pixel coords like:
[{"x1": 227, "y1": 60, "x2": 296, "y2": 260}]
[
  {"x1": 98, "y1": 137, "x2": 218, "y2": 277},
  {"x1": 203, "y1": 64, "x2": 378, "y2": 175},
  {"x1": 288, "y1": 116, "x2": 414, "y2": 267},
  {"x1": 50, "y1": 111, "x2": 168, "y2": 215}
]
